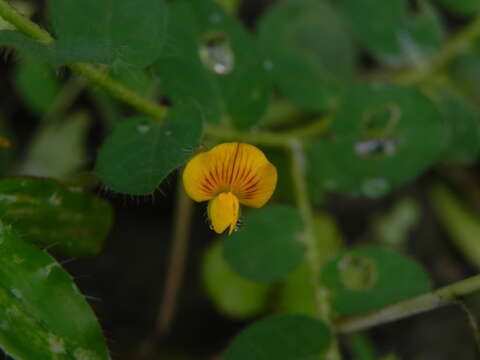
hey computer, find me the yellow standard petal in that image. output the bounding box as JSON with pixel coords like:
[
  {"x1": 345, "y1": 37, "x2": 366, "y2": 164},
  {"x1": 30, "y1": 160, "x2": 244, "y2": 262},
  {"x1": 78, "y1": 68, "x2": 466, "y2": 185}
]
[
  {"x1": 207, "y1": 192, "x2": 240, "y2": 235},
  {"x1": 183, "y1": 142, "x2": 277, "y2": 207}
]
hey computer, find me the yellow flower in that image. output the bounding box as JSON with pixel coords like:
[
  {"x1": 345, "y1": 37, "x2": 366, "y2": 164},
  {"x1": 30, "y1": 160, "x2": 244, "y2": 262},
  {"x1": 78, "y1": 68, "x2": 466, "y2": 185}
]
[{"x1": 183, "y1": 142, "x2": 277, "y2": 235}]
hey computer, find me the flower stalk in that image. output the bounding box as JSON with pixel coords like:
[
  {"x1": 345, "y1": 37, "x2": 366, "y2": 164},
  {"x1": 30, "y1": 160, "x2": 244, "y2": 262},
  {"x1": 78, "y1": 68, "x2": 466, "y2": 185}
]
[
  {"x1": 336, "y1": 273, "x2": 480, "y2": 334},
  {"x1": 289, "y1": 139, "x2": 341, "y2": 360}
]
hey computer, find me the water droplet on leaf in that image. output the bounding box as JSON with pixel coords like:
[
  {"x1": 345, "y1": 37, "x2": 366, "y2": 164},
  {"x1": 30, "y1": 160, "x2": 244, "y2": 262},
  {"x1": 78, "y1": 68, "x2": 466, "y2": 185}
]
[
  {"x1": 263, "y1": 59, "x2": 273, "y2": 70},
  {"x1": 199, "y1": 32, "x2": 235, "y2": 75},
  {"x1": 10, "y1": 289, "x2": 22, "y2": 299},
  {"x1": 209, "y1": 13, "x2": 221, "y2": 24},
  {"x1": 355, "y1": 137, "x2": 401, "y2": 157}
]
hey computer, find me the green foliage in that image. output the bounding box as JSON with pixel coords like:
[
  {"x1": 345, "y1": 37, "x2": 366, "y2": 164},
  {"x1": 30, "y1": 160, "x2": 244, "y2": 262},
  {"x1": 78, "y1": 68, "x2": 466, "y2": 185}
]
[
  {"x1": 2, "y1": 0, "x2": 480, "y2": 357},
  {"x1": 13, "y1": 59, "x2": 60, "y2": 115},
  {"x1": 430, "y1": 182, "x2": 480, "y2": 269},
  {"x1": 340, "y1": 0, "x2": 444, "y2": 67},
  {"x1": 202, "y1": 240, "x2": 270, "y2": 319},
  {"x1": 0, "y1": 224, "x2": 109, "y2": 359},
  {"x1": 97, "y1": 102, "x2": 203, "y2": 195},
  {"x1": 111, "y1": 68, "x2": 155, "y2": 98},
  {"x1": 435, "y1": 88, "x2": 480, "y2": 163},
  {"x1": 349, "y1": 334, "x2": 377, "y2": 360},
  {"x1": 277, "y1": 214, "x2": 344, "y2": 315},
  {"x1": 321, "y1": 247, "x2": 431, "y2": 315},
  {"x1": 224, "y1": 314, "x2": 332, "y2": 360},
  {"x1": 263, "y1": 148, "x2": 295, "y2": 203},
  {"x1": 437, "y1": 0, "x2": 480, "y2": 16},
  {"x1": 154, "y1": 0, "x2": 268, "y2": 129},
  {"x1": 0, "y1": 30, "x2": 53, "y2": 62},
  {"x1": 308, "y1": 83, "x2": 446, "y2": 197},
  {"x1": 48, "y1": 0, "x2": 167, "y2": 67},
  {"x1": 0, "y1": 177, "x2": 112, "y2": 257},
  {"x1": 223, "y1": 205, "x2": 304, "y2": 283},
  {"x1": 450, "y1": 39, "x2": 480, "y2": 102},
  {"x1": 258, "y1": 0, "x2": 356, "y2": 111}
]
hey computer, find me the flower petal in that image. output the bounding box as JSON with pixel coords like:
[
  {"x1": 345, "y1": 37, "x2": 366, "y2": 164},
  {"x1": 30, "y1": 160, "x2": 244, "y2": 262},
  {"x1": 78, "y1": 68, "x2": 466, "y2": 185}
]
[
  {"x1": 208, "y1": 192, "x2": 240, "y2": 235},
  {"x1": 183, "y1": 142, "x2": 277, "y2": 207}
]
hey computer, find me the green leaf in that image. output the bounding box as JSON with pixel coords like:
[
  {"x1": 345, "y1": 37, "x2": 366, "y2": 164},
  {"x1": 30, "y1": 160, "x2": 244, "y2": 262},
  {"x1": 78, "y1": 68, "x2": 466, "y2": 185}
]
[
  {"x1": 403, "y1": 1, "x2": 445, "y2": 66},
  {"x1": 202, "y1": 240, "x2": 270, "y2": 319},
  {"x1": 349, "y1": 334, "x2": 377, "y2": 360},
  {"x1": 320, "y1": 247, "x2": 431, "y2": 315},
  {"x1": 48, "y1": 0, "x2": 167, "y2": 67},
  {"x1": 340, "y1": 0, "x2": 444, "y2": 67},
  {"x1": 258, "y1": 0, "x2": 357, "y2": 111},
  {"x1": 19, "y1": 112, "x2": 90, "y2": 180},
  {"x1": 263, "y1": 148, "x2": 295, "y2": 204},
  {"x1": 0, "y1": 177, "x2": 112, "y2": 257},
  {"x1": 437, "y1": 0, "x2": 480, "y2": 16},
  {"x1": 0, "y1": 30, "x2": 53, "y2": 63},
  {"x1": 111, "y1": 67, "x2": 155, "y2": 98},
  {"x1": 13, "y1": 59, "x2": 60, "y2": 115},
  {"x1": 214, "y1": 0, "x2": 240, "y2": 13},
  {"x1": 434, "y1": 89, "x2": 480, "y2": 164},
  {"x1": 308, "y1": 83, "x2": 446, "y2": 198},
  {"x1": 430, "y1": 182, "x2": 480, "y2": 269},
  {"x1": 153, "y1": 0, "x2": 269, "y2": 129},
  {"x1": 450, "y1": 40, "x2": 480, "y2": 107},
  {"x1": 96, "y1": 102, "x2": 203, "y2": 195},
  {"x1": 0, "y1": 224, "x2": 110, "y2": 359},
  {"x1": 223, "y1": 205, "x2": 304, "y2": 283},
  {"x1": 224, "y1": 314, "x2": 331, "y2": 360}
]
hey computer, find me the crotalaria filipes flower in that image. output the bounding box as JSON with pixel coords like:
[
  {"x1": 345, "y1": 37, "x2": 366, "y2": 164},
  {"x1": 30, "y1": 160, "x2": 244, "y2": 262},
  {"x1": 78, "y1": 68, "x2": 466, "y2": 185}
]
[{"x1": 183, "y1": 142, "x2": 277, "y2": 235}]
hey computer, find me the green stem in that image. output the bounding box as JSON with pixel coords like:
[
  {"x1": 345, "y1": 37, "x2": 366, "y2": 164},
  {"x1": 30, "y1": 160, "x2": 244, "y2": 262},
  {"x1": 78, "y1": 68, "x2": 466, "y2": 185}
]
[
  {"x1": 457, "y1": 299, "x2": 480, "y2": 352},
  {"x1": 43, "y1": 76, "x2": 87, "y2": 124},
  {"x1": 0, "y1": 0, "x2": 52, "y2": 43},
  {"x1": 205, "y1": 115, "x2": 330, "y2": 147},
  {"x1": 69, "y1": 63, "x2": 168, "y2": 120},
  {"x1": 0, "y1": 0, "x2": 169, "y2": 122},
  {"x1": 0, "y1": 0, "x2": 331, "y2": 143},
  {"x1": 335, "y1": 273, "x2": 480, "y2": 334},
  {"x1": 289, "y1": 140, "x2": 341, "y2": 360},
  {"x1": 394, "y1": 15, "x2": 480, "y2": 85}
]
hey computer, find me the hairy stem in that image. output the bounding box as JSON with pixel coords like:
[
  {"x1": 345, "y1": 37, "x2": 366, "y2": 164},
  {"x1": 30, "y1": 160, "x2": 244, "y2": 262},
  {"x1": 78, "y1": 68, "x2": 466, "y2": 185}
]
[
  {"x1": 336, "y1": 273, "x2": 480, "y2": 334},
  {"x1": 69, "y1": 63, "x2": 168, "y2": 120},
  {"x1": 0, "y1": 0, "x2": 169, "y2": 122},
  {"x1": 0, "y1": 0, "x2": 52, "y2": 42},
  {"x1": 289, "y1": 140, "x2": 341, "y2": 360}
]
